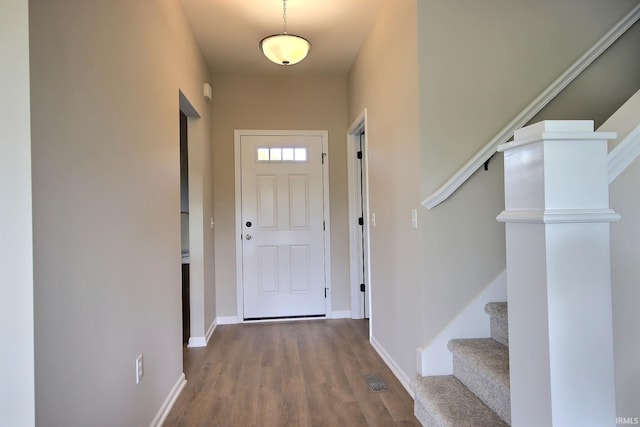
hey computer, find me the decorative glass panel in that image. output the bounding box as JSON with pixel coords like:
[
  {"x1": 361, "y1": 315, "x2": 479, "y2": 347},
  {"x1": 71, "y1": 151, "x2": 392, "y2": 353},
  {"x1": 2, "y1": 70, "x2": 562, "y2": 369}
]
[
  {"x1": 294, "y1": 148, "x2": 307, "y2": 161},
  {"x1": 282, "y1": 148, "x2": 294, "y2": 161},
  {"x1": 270, "y1": 148, "x2": 282, "y2": 161},
  {"x1": 256, "y1": 147, "x2": 308, "y2": 162},
  {"x1": 257, "y1": 148, "x2": 270, "y2": 161}
]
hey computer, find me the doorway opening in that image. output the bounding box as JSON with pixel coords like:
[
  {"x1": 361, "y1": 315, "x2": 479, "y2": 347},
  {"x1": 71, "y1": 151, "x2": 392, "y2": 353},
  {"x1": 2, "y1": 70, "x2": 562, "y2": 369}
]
[
  {"x1": 347, "y1": 110, "x2": 372, "y2": 324},
  {"x1": 179, "y1": 110, "x2": 190, "y2": 345},
  {"x1": 178, "y1": 90, "x2": 204, "y2": 351}
]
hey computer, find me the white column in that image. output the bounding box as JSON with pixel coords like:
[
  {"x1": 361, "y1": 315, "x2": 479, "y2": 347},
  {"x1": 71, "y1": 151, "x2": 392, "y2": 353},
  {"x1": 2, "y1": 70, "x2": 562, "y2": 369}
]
[
  {"x1": 497, "y1": 121, "x2": 619, "y2": 427},
  {"x1": 0, "y1": 1, "x2": 35, "y2": 425}
]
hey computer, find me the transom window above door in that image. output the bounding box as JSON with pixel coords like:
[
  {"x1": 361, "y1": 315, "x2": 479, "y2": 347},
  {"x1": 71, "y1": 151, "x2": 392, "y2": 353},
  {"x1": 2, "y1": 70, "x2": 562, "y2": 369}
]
[{"x1": 256, "y1": 147, "x2": 308, "y2": 162}]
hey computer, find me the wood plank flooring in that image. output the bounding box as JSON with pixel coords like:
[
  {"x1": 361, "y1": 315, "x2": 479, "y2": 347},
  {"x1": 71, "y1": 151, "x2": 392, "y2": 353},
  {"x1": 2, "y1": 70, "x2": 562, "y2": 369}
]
[{"x1": 164, "y1": 319, "x2": 420, "y2": 427}]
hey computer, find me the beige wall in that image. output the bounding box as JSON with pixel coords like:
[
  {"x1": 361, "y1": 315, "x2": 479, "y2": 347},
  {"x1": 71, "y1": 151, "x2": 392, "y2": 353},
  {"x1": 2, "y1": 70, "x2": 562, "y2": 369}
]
[
  {"x1": 529, "y1": 22, "x2": 640, "y2": 127},
  {"x1": 348, "y1": 0, "x2": 423, "y2": 379},
  {"x1": 417, "y1": 0, "x2": 640, "y2": 357},
  {"x1": 29, "y1": 0, "x2": 214, "y2": 424},
  {"x1": 211, "y1": 73, "x2": 350, "y2": 317},
  {"x1": 0, "y1": 0, "x2": 35, "y2": 425},
  {"x1": 419, "y1": 0, "x2": 640, "y2": 189}
]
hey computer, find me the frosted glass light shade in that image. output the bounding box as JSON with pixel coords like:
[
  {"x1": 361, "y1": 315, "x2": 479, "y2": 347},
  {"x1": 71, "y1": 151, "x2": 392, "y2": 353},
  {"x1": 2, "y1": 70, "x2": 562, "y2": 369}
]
[{"x1": 260, "y1": 34, "x2": 311, "y2": 66}]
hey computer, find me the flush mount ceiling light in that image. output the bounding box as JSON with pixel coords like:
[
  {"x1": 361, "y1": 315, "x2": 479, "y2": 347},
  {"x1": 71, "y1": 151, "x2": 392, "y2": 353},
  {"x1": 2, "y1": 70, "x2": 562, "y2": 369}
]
[{"x1": 260, "y1": 0, "x2": 311, "y2": 66}]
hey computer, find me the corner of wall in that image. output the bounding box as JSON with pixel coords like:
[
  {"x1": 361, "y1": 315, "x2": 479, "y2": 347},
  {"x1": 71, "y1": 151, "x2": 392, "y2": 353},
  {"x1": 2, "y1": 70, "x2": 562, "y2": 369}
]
[{"x1": 418, "y1": 271, "x2": 506, "y2": 376}]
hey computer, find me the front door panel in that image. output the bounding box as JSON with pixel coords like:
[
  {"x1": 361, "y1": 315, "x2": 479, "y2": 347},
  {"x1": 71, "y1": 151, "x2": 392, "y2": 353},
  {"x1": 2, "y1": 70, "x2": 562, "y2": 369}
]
[{"x1": 241, "y1": 134, "x2": 325, "y2": 319}]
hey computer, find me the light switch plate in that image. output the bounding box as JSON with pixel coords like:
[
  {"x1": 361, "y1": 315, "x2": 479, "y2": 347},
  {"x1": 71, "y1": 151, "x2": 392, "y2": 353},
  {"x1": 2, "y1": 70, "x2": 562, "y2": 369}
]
[{"x1": 136, "y1": 354, "x2": 144, "y2": 384}]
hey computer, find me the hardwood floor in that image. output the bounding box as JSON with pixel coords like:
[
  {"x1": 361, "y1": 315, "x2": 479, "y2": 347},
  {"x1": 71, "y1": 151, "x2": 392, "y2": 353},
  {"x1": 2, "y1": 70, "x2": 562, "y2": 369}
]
[{"x1": 164, "y1": 319, "x2": 420, "y2": 427}]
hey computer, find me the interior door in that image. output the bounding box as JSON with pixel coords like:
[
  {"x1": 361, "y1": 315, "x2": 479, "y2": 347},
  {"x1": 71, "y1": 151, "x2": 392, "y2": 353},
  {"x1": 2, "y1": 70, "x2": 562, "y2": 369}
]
[
  {"x1": 240, "y1": 134, "x2": 326, "y2": 319},
  {"x1": 356, "y1": 131, "x2": 370, "y2": 319}
]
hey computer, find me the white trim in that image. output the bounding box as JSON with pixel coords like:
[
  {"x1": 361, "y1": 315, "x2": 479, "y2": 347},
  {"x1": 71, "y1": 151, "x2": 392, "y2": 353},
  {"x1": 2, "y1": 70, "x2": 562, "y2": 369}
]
[
  {"x1": 187, "y1": 336, "x2": 206, "y2": 348},
  {"x1": 216, "y1": 316, "x2": 240, "y2": 325},
  {"x1": 322, "y1": 132, "x2": 333, "y2": 320},
  {"x1": 370, "y1": 336, "x2": 414, "y2": 399},
  {"x1": 179, "y1": 91, "x2": 209, "y2": 353},
  {"x1": 149, "y1": 373, "x2": 186, "y2": 427},
  {"x1": 609, "y1": 124, "x2": 640, "y2": 183},
  {"x1": 498, "y1": 131, "x2": 617, "y2": 152},
  {"x1": 422, "y1": 3, "x2": 640, "y2": 210},
  {"x1": 330, "y1": 310, "x2": 352, "y2": 319},
  {"x1": 346, "y1": 130, "x2": 361, "y2": 318},
  {"x1": 346, "y1": 109, "x2": 372, "y2": 320},
  {"x1": 242, "y1": 316, "x2": 328, "y2": 324},
  {"x1": 186, "y1": 318, "x2": 217, "y2": 348},
  {"x1": 497, "y1": 208, "x2": 621, "y2": 224},
  {"x1": 205, "y1": 319, "x2": 217, "y2": 344},
  {"x1": 234, "y1": 130, "x2": 331, "y2": 321},
  {"x1": 234, "y1": 131, "x2": 244, "y2": 323},
  {"x1": 347, "y1": 109, "x2": 367, "y2": 135}
]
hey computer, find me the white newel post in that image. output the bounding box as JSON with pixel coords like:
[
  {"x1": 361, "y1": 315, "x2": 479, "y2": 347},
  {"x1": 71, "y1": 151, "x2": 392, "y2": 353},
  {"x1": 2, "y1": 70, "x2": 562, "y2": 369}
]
[{"x1": 497, "y1": 121, "x2": 619, "y2": 427}]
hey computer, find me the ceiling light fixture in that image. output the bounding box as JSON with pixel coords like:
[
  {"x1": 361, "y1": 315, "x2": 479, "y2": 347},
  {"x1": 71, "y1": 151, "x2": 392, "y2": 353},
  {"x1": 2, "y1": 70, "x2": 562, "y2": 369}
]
[{"x1": 260, "y1": 0, "x2": 311, "y2": 66}]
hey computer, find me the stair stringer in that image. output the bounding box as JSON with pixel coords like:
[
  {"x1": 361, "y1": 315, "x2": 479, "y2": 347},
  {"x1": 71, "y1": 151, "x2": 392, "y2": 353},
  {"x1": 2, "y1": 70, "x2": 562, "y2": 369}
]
[{"x1": 416, "y1": 271, "x2": 506, "y2": 376}]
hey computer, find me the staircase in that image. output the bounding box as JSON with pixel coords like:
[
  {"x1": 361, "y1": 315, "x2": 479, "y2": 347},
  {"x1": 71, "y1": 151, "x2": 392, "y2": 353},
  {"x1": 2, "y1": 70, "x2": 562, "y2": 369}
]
[{"x1": 414, "y1": 302, "x2": 510, "y2": 426}]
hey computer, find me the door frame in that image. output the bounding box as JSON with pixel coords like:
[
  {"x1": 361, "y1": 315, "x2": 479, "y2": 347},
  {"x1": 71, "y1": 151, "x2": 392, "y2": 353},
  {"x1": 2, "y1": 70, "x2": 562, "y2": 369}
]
[
  {"x1": 347, "y1": 110, "x2": 372, "y2": 322},
  {"x1": 178, "y1": 91, "x2": 207, "y2": 347},
  {"x1": 234, "y1": 130, "x2": 332, "y2": 322}
]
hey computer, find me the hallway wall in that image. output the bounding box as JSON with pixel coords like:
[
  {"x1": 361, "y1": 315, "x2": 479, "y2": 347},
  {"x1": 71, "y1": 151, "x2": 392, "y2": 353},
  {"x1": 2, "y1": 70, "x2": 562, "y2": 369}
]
[
  {"x1": 211, "y1": 73, "x2": 350, "y2": 318},
  {"x1": 28, "y1": 0, "x2": 213, "y2": 425},
  {"x1": 348, "y1": 0, "x2": 423, "y2": 383}
]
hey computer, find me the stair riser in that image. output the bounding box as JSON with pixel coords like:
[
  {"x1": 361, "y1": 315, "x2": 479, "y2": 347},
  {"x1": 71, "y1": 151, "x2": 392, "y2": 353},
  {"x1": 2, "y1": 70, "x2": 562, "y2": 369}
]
[
  {"x1": 414, "y1": 396, "x2": 440, "y2": 427},
  {"x1": 485, "y1": 302, "x2": 509, "y2": 346},
  {"x1": 452, "y1": 355, "x2": 511, "y2": 425},
  {"x1": 490, "y1": 316, "x2": 508, "y2": 346}
]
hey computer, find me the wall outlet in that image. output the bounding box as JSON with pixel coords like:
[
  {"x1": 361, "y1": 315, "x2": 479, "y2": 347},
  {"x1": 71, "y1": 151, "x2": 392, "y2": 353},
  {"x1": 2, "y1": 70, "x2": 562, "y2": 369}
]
[{"x1": 135, "y1": 354, "x2": 144, "y2": 384}]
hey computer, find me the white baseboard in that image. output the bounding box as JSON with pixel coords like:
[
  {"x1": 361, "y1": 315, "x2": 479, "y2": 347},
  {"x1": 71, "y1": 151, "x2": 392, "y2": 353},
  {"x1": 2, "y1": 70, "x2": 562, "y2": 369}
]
[
  {"x1": 370, "y1": 335, "x2": 414, "y2": 399},
  {"x1": 187, "y1": 336, "x2": 206, "y2": 348},
  {"x1": 216, "y1": 316, "x2": 240, "y2": 325},
  {"x1": 149, "y1": 373, "x2": 186, "y2": 427},
  {"x1": 331, "y1": 310, "x2": 352, "y2": 319},
  {"x1": 186, "y1": 319, "x2": 218, "y2": 348},
  {"x1": 217, "y1": 313, "x2": 352, "y2": 323},
  {"x1": 205, "y1": 319, "x2": 217, "y2": 344}
]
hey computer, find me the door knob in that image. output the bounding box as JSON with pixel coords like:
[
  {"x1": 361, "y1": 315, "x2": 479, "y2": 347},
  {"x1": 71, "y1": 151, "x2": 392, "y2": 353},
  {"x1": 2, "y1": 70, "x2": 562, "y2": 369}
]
[{"x1": 245, "y1": 234, "x2": 252, "y2": 240}]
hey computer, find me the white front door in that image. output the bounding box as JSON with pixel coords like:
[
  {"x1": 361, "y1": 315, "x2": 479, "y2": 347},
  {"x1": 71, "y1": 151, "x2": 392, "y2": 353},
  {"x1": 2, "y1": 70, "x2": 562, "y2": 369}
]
[{"x1": 239, "y1": 132, "x2": 328, "y2": 319}]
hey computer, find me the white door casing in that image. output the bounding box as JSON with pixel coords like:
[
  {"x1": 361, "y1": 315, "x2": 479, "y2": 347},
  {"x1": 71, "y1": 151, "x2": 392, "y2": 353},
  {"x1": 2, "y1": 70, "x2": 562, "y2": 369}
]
[
  {"x1": 347, "y1": 110, "x2": 372, "y2": 325},
  {"x1": 234, "y1": 130, "x2": 331, "y2": 320}
]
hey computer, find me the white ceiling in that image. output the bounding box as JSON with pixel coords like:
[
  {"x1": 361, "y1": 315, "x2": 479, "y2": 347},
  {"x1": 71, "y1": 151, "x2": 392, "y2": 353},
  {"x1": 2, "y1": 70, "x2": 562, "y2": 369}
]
[{"x1": 179, "y1": 0, "x2": 385, "y2": 75}]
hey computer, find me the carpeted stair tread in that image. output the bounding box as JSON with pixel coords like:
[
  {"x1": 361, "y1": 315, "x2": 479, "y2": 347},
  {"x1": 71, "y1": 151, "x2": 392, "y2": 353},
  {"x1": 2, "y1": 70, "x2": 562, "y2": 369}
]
[
  {"x1": 484, "y1": 302, "x2": 507, "y2": 321},
  {"x1": 413, "y1": 375, "x2": 509, "y2": 427},
  {"x1": 448, "y1": 338, "x2": 510, "y2": 424},
  {"x1": 447, "y1": 338, "x2": 510, "y2": 387}
]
